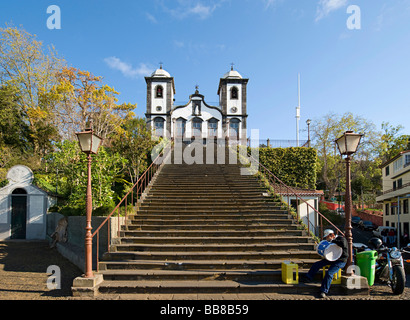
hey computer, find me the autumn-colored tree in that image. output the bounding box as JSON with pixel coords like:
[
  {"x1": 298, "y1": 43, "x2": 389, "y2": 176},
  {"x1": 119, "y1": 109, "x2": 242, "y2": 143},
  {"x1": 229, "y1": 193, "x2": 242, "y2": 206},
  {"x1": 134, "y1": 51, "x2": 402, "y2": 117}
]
[
  {"x1": 46, "y1": 67, "x2": 135, "y2": 141},
  {"x1": 0, "y1": 24, "x2": 64, "y2": 161}
]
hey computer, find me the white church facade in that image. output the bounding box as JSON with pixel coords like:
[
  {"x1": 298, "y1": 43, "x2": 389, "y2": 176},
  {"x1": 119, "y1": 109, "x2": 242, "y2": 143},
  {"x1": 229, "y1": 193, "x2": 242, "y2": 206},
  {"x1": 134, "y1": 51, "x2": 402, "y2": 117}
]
[{"x1": 145, "y1": 66, "x2": 248, "y2": 142}]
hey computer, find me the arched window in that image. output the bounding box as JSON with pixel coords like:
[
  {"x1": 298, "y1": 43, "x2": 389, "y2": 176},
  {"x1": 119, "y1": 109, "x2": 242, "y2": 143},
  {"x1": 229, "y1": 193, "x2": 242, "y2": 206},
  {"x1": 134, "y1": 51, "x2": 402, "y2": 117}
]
[
  {"x1": 229, "y1": 118, "x2": 240, "y2": 140},
  {"x1": 208, "y1": 118, "x2": 218, "y2": 138},
  {"x1": 153, "y1": 117, "x2": 165, "y2": 137},
  {"x1": 155, "y1": 85, "x2": 164, "y2": 98},
  {"x1": 231, "y1": 86, "x2": 239, "y2": 100},
  {"x1": 192, "y1": 118, "x2": 203, "y2": 137},
  {"x1": 176, "y1": 118, "x2": 186, "y2": 138}
]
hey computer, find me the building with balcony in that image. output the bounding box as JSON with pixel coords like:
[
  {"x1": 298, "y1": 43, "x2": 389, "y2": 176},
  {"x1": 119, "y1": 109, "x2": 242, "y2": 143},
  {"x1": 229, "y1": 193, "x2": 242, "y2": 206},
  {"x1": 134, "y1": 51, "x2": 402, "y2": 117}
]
[{"x1": 376, "y1": 150, "x2": 410, "y2": 239}]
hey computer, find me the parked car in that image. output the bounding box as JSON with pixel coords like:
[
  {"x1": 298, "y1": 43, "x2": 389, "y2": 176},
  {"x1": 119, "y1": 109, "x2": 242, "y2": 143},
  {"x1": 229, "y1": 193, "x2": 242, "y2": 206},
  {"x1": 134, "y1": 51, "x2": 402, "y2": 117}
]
[
  {"x1": 373, "y1": 226, "x2": 396, "y2": 238},
  {"x1": 359, "y1": 220, "x2": 377, "y2": 231},
  {"x1": 336, "y1": 208, "x2": 345, "y2": 216},
  {"x1": 352, "y1": 216, "x2": 362, "y2": 226}
]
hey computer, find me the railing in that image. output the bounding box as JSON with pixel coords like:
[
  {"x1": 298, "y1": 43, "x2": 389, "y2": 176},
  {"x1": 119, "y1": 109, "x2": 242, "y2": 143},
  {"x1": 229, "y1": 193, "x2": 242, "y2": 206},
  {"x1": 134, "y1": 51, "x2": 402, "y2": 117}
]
[
  {"x1": 246, "y1": 151, "x2": 344, "y2": 241},
  {"x1": 382, "y1": 181, "x2": 410, "y2": 195},
  {"x1": 247, "y1": 139, "x2": 310, "y2": 148},
  {"x1": 91, "y1": 142, "x2": 172, "y2": 271}
]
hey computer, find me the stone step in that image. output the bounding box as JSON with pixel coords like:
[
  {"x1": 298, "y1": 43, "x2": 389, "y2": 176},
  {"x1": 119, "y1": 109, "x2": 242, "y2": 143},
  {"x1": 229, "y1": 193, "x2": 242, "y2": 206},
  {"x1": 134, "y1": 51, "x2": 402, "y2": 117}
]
[
  {"x1": 135, "y1": 209, "x2": 287, "y2": 215},
  {"x1": 118, "y1": 229, "x2": 305, "y2": 238},
  {"x1": 123, "y1": 224, "x2": 297, "y2": 232},
  {"x1": 128, "y1": 215, "x2": 290, "y2": 222},
  {"x1": 128, "y1": 214, "x2": 291, "y2": 221},
  {"x1": 98, "y1": 258, "x2": 318, "y2": 271},
  {"x1": 96, "y1": 279, "x2": 334, "y2": 295},
  {"x1": 112, "y1": 242, "x2": 315, "y2": 253},
  {"x1": 118, "y1": 235, "x2": 312, "y2": 245},
  {"x1": 98, "y1": 269, "x2": 322, "y2": 282},
  {"x1": 150, "y1": 185, "x2": 266, "y2": 190},
  {"x1": 152, "y1": 182, "x2": 262, "y2": 187},
  {"x1": 127, "y1": 218, "x2": 294, "y2": 226},
  {"x1": 101, "y1": 250, "x2": 318, "y2": 262},
  {"x1": 142, "y1": 197, "x2": 279, "y2": 203},
  {"x1": 147, "y1": 191, "x2": 269, "y2": 196},
  {"x1": 136, "y1": 205, "x2": 283, "y2": 211}
]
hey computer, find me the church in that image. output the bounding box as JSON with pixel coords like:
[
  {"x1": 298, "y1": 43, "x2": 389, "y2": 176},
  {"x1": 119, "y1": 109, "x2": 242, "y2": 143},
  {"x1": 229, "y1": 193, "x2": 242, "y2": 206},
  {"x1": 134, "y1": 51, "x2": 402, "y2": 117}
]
[{"x1": 145, "y1": 65, "x2": 248, "y2": 142}]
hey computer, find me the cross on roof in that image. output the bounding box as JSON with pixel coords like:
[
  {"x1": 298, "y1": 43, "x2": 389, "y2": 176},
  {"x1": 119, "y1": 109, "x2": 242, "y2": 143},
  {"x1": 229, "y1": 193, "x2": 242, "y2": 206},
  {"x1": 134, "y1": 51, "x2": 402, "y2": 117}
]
[
  {"x1": 159, "y1": 62, "x2": 163, "y2": 69},
  {"x1": 230, "y1": 62, "x2": 235, "y2": 70}
]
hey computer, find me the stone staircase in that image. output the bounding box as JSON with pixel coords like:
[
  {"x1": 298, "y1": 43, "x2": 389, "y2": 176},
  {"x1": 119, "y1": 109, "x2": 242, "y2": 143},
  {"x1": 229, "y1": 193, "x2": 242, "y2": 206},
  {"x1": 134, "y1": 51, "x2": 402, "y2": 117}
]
[{"x1": 94, "y1": 143, "x2": 322, "y2": 296}]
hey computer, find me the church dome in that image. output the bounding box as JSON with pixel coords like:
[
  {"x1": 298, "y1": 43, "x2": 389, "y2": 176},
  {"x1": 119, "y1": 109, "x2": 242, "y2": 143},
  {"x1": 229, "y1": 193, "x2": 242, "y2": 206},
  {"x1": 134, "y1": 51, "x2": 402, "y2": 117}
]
[
  {"x1": 151, "y1": 66, "x2": 171, "y2": 78},
  {"x1": 222, "y1": 68, "x2": 242, "y2": 79}
]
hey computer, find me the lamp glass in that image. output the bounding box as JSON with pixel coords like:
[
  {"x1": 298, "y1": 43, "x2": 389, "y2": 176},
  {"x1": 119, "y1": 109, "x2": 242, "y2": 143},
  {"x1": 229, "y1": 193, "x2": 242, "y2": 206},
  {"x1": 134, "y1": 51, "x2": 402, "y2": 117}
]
[
  {"x1": 91, "y1": 134, "x2": 103, "y2": 154},
  {"x1": 76, "y1": 131, "x2": 93, "y2": 153},
  {"x1": 335, "y1": 131, "x2": 363, "y2": 156},
  {"x1": 345, "y1": 134, "x2": 362, "y2": 154},
  {"x1": 76, "y1": 131, "x2": 102, "y2": 154},
  {"x1": 336, "y1": 135, "x2": 347, "y2": 155}
]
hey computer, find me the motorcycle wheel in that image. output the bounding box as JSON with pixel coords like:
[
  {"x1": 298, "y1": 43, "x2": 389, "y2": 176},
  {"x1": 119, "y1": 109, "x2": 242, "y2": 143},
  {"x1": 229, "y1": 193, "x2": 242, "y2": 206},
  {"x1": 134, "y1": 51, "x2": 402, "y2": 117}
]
[{"x1": 391, "y1": 265, "x2": 406, "y2": 295}]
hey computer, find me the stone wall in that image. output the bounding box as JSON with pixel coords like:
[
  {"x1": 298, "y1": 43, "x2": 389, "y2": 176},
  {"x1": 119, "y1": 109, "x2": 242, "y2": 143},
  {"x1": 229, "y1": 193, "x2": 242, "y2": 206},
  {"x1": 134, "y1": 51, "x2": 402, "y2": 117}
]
[
  {"x1": 352, "y1": 208, "x2": 383, "y2": 227},
  {"x1": 47, "y1": 212, "x2": 125, "y2": 272}
]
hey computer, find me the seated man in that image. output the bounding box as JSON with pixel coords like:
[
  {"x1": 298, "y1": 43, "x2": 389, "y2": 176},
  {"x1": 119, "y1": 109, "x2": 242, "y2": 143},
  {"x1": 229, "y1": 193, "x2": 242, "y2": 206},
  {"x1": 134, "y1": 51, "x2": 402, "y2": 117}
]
[{"x1": 302, "y1": 229, "x2": 348, "y2": 298}]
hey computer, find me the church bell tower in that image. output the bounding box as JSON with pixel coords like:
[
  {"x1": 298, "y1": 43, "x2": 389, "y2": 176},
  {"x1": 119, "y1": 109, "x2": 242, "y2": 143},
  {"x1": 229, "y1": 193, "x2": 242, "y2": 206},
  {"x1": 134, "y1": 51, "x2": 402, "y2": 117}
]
[
  {"x1": 217, "y1": 65, "x2": 248, "y2": 140},
  {"x1": 145, "y1": 64, "x2": 175, "y2": 138}
]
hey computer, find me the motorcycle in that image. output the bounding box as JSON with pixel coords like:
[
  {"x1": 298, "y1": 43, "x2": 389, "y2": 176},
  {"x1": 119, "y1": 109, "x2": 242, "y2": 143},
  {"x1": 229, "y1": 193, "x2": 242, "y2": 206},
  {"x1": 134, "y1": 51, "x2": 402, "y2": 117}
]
[
  {"x1": 375, "y1": 246, "x2": 406, "y2": 295},
  {"x1": 354, "y1": 240, "x2": 408, "y2": 295}
]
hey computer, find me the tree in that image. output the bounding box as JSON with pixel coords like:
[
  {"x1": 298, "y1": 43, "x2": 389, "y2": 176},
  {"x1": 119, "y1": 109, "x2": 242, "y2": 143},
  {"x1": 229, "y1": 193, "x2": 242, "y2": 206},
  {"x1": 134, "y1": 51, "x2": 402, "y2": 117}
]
[
  {"x1": 41, "y1": 140, "x2": 129, "y2": 214},
  {"x1": 0, "y1": 24, "x2": 64, "y2": 161},
  {"x1": 46, "y1": 67, "x2": 135, "y2": 141},
  {"x1": 111, "y1": 117, "x2": 156, "y2": 184},
  {"x1": 311, "y1": 112, "x2": 381, "y2": 199},
  {"x1": 0, "y1": 84, "x2": 31, "y2": 152},
  {"x1": 376, "y1": 122, "x2": 410, "y2": 163}
]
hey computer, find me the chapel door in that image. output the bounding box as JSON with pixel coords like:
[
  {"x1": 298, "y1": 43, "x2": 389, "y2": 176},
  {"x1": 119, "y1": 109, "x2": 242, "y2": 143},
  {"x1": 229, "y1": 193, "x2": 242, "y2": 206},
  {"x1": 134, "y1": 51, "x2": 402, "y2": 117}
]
[{"x1": 11, "y1": 188, "x2": 27, "y2": 239}]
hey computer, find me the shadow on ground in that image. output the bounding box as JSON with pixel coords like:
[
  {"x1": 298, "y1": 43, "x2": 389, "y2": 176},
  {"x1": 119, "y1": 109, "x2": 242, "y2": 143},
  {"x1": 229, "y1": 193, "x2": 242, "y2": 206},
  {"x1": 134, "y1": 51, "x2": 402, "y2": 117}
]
[{"x1": 0, "y1": 241, "x2": 82, "y2": 299}]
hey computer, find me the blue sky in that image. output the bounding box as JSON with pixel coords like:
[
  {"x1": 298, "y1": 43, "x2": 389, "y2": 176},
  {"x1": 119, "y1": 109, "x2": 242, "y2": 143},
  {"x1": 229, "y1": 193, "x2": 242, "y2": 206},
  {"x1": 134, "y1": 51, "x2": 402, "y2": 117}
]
[{"x1": 1, "y1": 0, "x2": 410, "y2": 140}]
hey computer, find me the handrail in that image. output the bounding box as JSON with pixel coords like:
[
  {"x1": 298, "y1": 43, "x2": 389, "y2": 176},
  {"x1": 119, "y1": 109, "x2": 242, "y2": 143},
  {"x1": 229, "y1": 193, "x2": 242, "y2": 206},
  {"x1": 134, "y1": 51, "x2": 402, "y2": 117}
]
[
  {"x1": 92, "y1": 141, "x2": 172, "y2": 271},
  {"x1": 246, "y1": 151, "x2": 344, "y2": 240}
]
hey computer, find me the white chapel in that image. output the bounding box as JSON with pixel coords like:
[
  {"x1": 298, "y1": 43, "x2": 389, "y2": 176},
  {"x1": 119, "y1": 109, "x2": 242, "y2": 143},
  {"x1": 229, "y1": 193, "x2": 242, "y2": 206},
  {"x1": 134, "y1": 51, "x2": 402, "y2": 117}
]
[{"x1": 145, "y1": 66, "x2": 249, "y2": 142}]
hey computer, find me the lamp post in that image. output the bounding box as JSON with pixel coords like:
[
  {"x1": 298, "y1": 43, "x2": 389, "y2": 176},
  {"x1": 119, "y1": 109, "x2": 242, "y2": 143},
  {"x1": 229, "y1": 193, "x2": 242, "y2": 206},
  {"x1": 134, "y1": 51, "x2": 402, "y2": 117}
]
[
  {"x1": 75, "y1": 125, "x2": 103, "y2": 278},
  {"x1": 335, "y1": 131, "x2": 363, "y2": 274},
  {"x1": 306, "y1": 119, "x2": 311, "y2": 147}
]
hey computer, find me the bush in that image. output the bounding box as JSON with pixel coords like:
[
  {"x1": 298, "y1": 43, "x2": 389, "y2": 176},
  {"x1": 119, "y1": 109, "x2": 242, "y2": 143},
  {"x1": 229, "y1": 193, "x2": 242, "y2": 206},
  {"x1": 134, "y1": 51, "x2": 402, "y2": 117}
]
[
  {"x1": 92, "y1": 205, "x2": 116, "y2": 217},
  {"x1": 253, "y1": 147, "x2": 317, "y2": 189}
]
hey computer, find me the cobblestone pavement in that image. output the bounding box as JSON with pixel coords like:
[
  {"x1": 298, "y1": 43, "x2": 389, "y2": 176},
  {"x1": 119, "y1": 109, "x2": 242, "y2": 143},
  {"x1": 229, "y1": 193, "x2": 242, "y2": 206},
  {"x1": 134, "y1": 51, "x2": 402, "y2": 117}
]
[{"x1": 0, "y1": 240, "x2": 409, "y2": 301}]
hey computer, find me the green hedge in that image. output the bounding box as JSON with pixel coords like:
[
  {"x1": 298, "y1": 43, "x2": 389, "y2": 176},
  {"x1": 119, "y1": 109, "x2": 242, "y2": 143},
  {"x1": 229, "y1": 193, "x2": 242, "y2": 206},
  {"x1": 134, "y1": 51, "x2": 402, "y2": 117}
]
[{"x1": 253, "y1": 147, "x2": 317, "y2": 190}]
